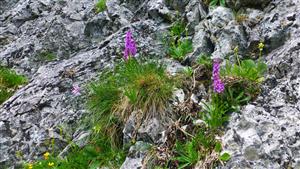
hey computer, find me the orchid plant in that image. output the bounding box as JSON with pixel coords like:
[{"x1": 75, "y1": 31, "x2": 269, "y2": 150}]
[{"x1": 123, "y1": 30, "x2": 137, "y2": 61}]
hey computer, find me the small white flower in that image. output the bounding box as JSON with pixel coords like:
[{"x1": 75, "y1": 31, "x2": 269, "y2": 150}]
[{"x1": 71, "y1": 84, "x2": 81, "y2": 96}]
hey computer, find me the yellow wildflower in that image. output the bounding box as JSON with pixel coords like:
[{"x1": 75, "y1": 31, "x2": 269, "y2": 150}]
[
  {"x1": 48, "y1": 162, "x2": 55, "y2": 167},
  {"x1": 43, "y1": 152, "x2": 50, "y2": 160},
  {"x1": 28, "y1": 163, "x2": 33, "y2": 169},
  {"x1": 234, "y1": 46, "x2": 239, "y2": 54},
  {"x1": 258, "y1": 42, "x2": 264, "y2": 51}
]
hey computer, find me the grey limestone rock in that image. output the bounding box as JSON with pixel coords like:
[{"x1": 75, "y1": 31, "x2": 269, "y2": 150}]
[
  {"x1": 226, "y1": 0, "x2": 272, "y2": 10},
  {"x1": 0, "y1": 0, "x2": 300, "y2": 168},
  {"x1": 222, "y1": 1, "x2": 300, "y2": 168},
  {"x1": 0, "y1": 18, "x2": 163, "y2": 167},
  {"x1": 120, "y1": 141, "x2": 152, "y2": 169}
]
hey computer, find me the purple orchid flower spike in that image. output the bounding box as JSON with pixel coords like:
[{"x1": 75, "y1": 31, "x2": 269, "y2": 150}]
[
  {"x1": 213, "y1": 59, "x2": 225, "y2": 93},
  {"x1": 124, "y1": 30, "x2": 137, "y2": 61},
  {"x1": 72, "y1": 84, "x2": 81, "y2": 96}
]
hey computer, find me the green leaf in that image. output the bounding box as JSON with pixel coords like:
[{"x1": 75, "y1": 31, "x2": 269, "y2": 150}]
[
  {"x1": 178, "y1": 163, "x2": 191, "y2": 169},
  {"x1": 215, "y1": 142, "x2": 222, "y2": 152},
  {"x1": 219, "y1": 152, "x2": 231, "y2": 161},
  {"x1": 256, "y1": 77, "x2": 265, "y2": 83},
  {"x1": 257, "y1": 61, "x2": 268, "y2": 75},
  {"x1": 124, "y1": 89, "x2": 138, "y2": 104},
  {"x1": 89, "y1": 161, "x2": 101, "y2": 169},
  {"x1": 242, "y1": 59, "x2": 256, "y2": 69},
  {"x1": 220, "y1": 0, "x2": 226, "y2": 6},
  {"x1": 209, "y1": 0, "x2": 218, "y2": 6}
]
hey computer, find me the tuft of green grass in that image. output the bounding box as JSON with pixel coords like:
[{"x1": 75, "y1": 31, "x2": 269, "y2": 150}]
[
  {"x1": 221, "y1": 59, "x2": 267, "y2": 83},
  {"x1": 87, "y1": 58, "x2": 176, "y2": 146},
  {"x1": 95, "y1": 0, "x2": 107, "y2": 13},
  {"x1": 0, "y1": 89, "x2": 13, "y2": 105},
  {"x1": 164, "y1": 20, "x2": 193, "y2": 61},
  {"x1": 168, "y1": 39, "x2": 193, "y2": 61},
  {"x1": 209, "y1": 0, "x2": 226, "y2": 7},
  {"x1": 170, "y1": 21, "x2": 186, "y2": 37},
  {"x1": 0, "y1": 67, "x2": 27, "y2": 104},
  {"x1": 89, "y1": 58, "x2": 175, "y2": 119},
  {"x1": 37, "y1": 51, "x2": 57, "y2": 62},
  {"x1": 200, "y1": 98, "x2": 229, "y2": 130},
  {"x1": 0, "y1": 67, "x2": 27, "y2": 88},
  {"x1": 220, "y1": 59, "x2": 267, "y2": 97},
  {"x1": 174, "y1": 139, "x2": 200, "y2": 168},
  {"x1": 173, "y1": 128, "x2": 220, "y2": 169},
  {"x1": 118, "y1": 59, "x2": 175, "y2": 117},
  {"x1": 183, "y1": 66, "x2": 193, "y2": 78}
]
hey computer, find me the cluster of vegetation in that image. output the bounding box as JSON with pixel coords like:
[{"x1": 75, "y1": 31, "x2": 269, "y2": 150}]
[
  {"x1": 164, "y1": 21, "x2": 193, "y2": 61},
  {"x1": 0, "y1": 67, "x2": 27, "y2": 104},
  {"x1": 172, "y1": 128, "x2": 230, "y2": 168},
  {"x1": 203, "y1": 0, "x2": 226, "y2": 7},
  {"x1": 200, "y1": 45, "x2": 267, "y2": 130},
  {"x1": 37, "y1": 51, "x2": 57, "y2": 62},
  {"x1": 208, "y1": 0, "x2": 226, "y2": 7},
  {"x1": 88, "y1": 58, "x2": 176, "y2": 146},
  {"x1": 95, "y1": 0, "x2": 107, "y2": 13},
  {"x1": 23, "y1": 19, "x2": 267, "y2": 168},
  {"x1": 24, "y1": 133, "x2": 125, "y2": 169},
  {"x1": 25, "y1": 44, "x2": 178, "y2": 168},
  {"x1": 151, "y1": 42, "x2": 266, "y2": 168}
]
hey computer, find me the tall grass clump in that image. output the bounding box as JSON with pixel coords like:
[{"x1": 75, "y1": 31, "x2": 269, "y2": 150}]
[
  {"x1": 95, "y1": 0, "x2": 107, "y2": 13},
  {"x1": 88, "y1": 58, "x2": 176, "y2": 144},
  {"x1": 0, "y1": 67, "x2": 27, "y2": 104},
  {"x1": 166, "y1": 45, "x2": 268, "y2": 168},
  {"x1": 173, "y1": 128, "x2": 230, "y2": 169},
  {"x1": 24, "y1": 30, "x2": 178, "y2": 169},
  {"x1": 88, "y1": 30, "x2": 176, "y2": 148}
]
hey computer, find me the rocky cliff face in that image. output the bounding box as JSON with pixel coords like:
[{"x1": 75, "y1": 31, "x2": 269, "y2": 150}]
[
  {"x1": 0, "y1": 0, "x2": 299, "y2": 168},
  {"x1": 222, "y1": 1, "x2": 300, "y2": 168}
]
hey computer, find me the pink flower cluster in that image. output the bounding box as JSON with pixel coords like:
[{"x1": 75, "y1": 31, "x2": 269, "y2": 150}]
[
  {"x1": 213, "y1": 60, "x2": 225, "y2": 93},
  {"x1": 124, "y1": 30, "x2": 137, "y2": 60}
]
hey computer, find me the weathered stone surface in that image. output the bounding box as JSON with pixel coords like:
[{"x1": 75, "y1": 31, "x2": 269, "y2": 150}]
[
  {"x1": 226, "y1": 0, "x2": 272, "y2": 9},
  {"x1": 0, "y1": 0, "x2": 300, "y2": 168},
  {"x1": 246, "y1": 0, "x2": 297, "y2": 55},
  {"x1": 147, "y1": 0, "x2": 175, "y2": 22},
  {"x1": 185, "y1": 0, "x2": 208, "y2": 33},
  {"x1": 208, "y1": 7, "x2": 247, "y2": 60},
  {"x1": 189, "y1": 6, "x2": 248, "y2": 62},
  {"x1": 165, "y1": 0, "x2": 190, "y2": 12},
  {"x1": 172, "y1": 88, "x2": 185, "y2": 105},
  {"x1": 0, "y1": 0, "x2": 95, "y2": 77},
  {"x1": 165, "y1": 58, "x2": 185, "y2": 76},
  {"x1": 222, "y1": 1, "x2": 300, "y2": 168},
  {"x1": 120, "y1": 141, "x2": 152, "y2": 169},
  {"x1": 186, "y1": 27, "x2": 213, "y2": 65},
  {"x1": 0, "y1": 18, "x2": 163, "y2": 167}
]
